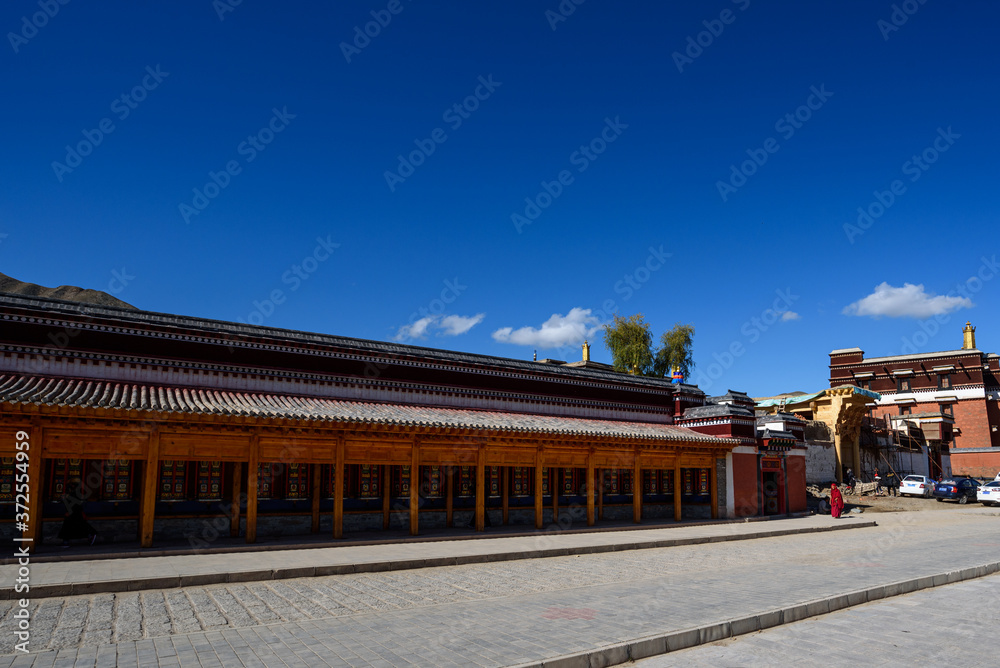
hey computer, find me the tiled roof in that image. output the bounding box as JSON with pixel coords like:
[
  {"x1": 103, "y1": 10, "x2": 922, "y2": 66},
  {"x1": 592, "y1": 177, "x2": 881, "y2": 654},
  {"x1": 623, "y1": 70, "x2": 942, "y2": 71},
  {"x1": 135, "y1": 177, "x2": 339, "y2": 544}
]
[
  {"x1": 0, "y1": 375, "x2": 734, "y2": 444},
  {"x1": 0, "y1": 294, "x2": 678, "y2": 391}
]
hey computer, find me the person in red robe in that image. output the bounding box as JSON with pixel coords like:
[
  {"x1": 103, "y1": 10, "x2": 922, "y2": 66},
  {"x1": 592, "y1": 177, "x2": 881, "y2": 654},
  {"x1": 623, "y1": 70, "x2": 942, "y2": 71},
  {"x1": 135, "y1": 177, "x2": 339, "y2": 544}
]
[{"x1": 830, "y1": 483, "x2": 844, "y2": 519}]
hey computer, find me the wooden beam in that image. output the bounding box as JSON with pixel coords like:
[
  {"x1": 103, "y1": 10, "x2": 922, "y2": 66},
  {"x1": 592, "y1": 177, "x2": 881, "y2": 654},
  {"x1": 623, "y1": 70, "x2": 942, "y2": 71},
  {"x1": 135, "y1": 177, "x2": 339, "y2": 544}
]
[
  {"x1": 673, "y1": 464, "x2": 682, "y2": 522},
  {"x1": 445, "y1": 466, "x2": 454, "y2": 528},
  {"x1": 23, "y1": 420, "x2": 44, "y2": 550},
  {"x1": 633, "y1": 454, "x2": 641, "y2": 524},
  {"x1": 534, "y1": 449, "x2": 543, "y2": 529},
  {"x1": 409, "y1": 442, "x2": 420, "y2": 536},
  {"x1": 230, "y1": 462, "x2": 242, "y2": 538},
  {"x1": 475, "y1": 447, "x2": 486, "y2": 531},
  {"x1": 710, "y1": 458, "x2": 719, "y2": 520},
  {"x1": 310, "y1": 463, "x2": 321, "y2": 533},
  {"x1": 382, "y1": 464, "x2": 391, "y2": 530},
  {"x1": 586, "y1": 452, "x2": 595, "y2": 526},
  {"x1": 333, "y1": 437, "x2": 344, "y2": 539},
  {"x1": 246, "y1": 431, "x2": 259, "y2": 543},
  {"x1": 139, "y1": 426, "x2": 160, "y2": 548},
  {"x1": 501, "y1": 466, "x2": 509, "y2": 526}
]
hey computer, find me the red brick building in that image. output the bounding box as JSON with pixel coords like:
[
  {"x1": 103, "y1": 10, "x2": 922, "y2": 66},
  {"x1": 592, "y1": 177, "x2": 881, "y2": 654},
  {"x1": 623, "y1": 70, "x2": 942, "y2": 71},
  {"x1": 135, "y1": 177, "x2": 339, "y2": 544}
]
[{"x1": 829, "y1": 322, "x2": 1000, "y2": 478}]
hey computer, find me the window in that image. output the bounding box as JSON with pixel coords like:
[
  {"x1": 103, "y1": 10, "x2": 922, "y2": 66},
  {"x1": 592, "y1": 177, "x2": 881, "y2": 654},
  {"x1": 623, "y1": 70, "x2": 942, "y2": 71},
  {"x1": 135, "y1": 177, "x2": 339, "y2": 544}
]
[
  {"x1": 938, "y1": 373, "x2": 952, "y2": 389},
  {"x1": 940, "y1": 403, "x2": 954, "y2": 417},
  {"x1": 510, "y1": 467, "x2": 532, "y2": 496},
  {"x1": 0, "y1": 457, "x2": 15, "y2": 503},
  {"x1": 159, "y1": 460, "x2": 187, "y2": 500},
  {"x1": 899, "y1": 405, "x2": 912, "y2": 415},
  {"x1": 285, "y1": 463, "x2": 309, "y2": 500},
  {"x1": 897, "y1": 377, "x2": 911, "y2": 392},
  {"x1": 102, "y1": 460, "x2": 134, "y2": 500},
  {"x1": 49, "y1": 459, "x2": 85, "y2": 500},
  {"x1": 197, "y1": 461, "x2": 223, "y2": 501}
]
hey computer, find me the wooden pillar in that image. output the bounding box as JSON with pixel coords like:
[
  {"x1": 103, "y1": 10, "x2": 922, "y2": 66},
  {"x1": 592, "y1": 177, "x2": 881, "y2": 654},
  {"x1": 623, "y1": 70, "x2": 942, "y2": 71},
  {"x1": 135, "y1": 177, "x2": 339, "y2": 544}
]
[
  {"x1": 310, "y1": 463, "x2": 321, "y2": 533},
  {"x1": 445, "y1": 466, "x2": 454, "y2": 527},
  {"x1": 597, "y1": 467, "x2": 604, "y2": 520},
  {"x1": 501, "y1": 466, "x2": 509, "y2": 525},
  {"x1": 551, "y1": 467, "x2": 559, "y2": 525},
  {"x1": 135, "y1": 461, "x2": 146, "y2": 542},
  {"x1": 633, "y1": 455, "x2": 642, "y2": 524},
  {"x1": 140, "y1": 427, "x2": 160, "y2": 548},
  {"x1": 673, "y1": 464, "x2": 682, "y2": 522},
  {"x1": 409, "y1": 442, "x2": 420, "y2": 536},
  {"x1": 22, "y1": 421, "x2": 44, "y2": 550},
  {"x1": 475, "y1": 448, "x2": 486, "y2": 531},
  {"x1": 534, "y1": 449, "x2": 543, "y2": 529},
  {"x1": 586, "y1": 453, "x2": 595, "y2": 526},
  {"x1": 246, "y1": 432, "x2": 260, "y2": 543},
  {"x1": 382, "y1": 465, "x2": 392, "y2": 530},
  {"x1": 333, "y1": 437, "x2": 344, "y2": 539},
  {"x1": 230, "y1": 462, "x2": 242, "y2": 538},
  {"x1": 710, "y1": 457, "x2": 719, "y2": 520}
]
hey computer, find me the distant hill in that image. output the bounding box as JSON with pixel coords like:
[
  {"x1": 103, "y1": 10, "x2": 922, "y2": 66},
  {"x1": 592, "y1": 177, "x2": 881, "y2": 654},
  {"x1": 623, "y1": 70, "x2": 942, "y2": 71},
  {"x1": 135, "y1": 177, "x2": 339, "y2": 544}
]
[{"x1": 0, "y1": 272, "x2": 136, "y2": 309}]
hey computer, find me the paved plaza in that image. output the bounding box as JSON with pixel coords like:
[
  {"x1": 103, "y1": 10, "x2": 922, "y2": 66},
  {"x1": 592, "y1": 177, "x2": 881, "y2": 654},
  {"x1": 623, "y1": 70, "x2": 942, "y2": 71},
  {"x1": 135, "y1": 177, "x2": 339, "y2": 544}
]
[
  {"x1": 641, "y1": 572, "x2": 1000, "y2": 667},
  {"x1": 2, "y1": 507, "x2": 999, "y2": 666}
]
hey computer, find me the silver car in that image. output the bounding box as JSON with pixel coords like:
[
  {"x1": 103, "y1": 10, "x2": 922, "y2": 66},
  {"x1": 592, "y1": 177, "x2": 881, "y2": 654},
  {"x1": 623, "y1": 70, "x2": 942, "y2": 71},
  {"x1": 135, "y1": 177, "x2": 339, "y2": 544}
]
[{"x1": 900, "y1": 474, "x2": 936, "y2": 498}]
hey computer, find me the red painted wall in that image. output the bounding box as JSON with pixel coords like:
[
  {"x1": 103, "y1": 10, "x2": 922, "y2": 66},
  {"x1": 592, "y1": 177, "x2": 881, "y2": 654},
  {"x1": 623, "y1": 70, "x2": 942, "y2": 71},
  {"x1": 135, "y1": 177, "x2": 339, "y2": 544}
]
[
  {"x1": 786, "y1": 455, "x2": 807, "y2": 513},
  {"x1": 732, "y1": 453, "x2": 758, "y2": 517}
]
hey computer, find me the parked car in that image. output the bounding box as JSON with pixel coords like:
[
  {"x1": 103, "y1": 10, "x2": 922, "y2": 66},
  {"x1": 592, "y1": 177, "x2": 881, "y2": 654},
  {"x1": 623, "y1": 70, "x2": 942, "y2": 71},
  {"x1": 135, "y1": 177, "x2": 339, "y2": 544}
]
[
  {"x1": 900, "y1": 475, "x2": 936, "y2": 498},
  {"x1": 933, "y1": 477, "x2": 980, "y2": 504},
  {"x1": 978, "y1": 480, "x2": 1000, "y2": 506}
]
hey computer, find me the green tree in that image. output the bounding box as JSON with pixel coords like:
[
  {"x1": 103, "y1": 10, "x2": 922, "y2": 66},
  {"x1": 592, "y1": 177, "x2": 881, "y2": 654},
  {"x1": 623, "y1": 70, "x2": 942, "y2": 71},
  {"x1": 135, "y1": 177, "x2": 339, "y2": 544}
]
[
  {"x1": 602, "y1": 313, "x2": 654, "y2": 375},
  {"x1": 653, "y1": 323, "x2": 695, "y2": 379}
]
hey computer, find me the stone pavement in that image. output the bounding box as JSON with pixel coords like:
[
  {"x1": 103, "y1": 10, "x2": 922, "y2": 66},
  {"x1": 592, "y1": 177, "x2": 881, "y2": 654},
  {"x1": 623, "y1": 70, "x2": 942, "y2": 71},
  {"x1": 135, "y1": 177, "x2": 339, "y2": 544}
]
[
  {"x1": 1, "y1": 507, "x2": 998, "y2": 666},
  {"x1": 1, "y1": 514, "x2": 868, "y2": 599},
  {"x1": 637, "y1": 571, "x2": 1000, "y2": 667}
]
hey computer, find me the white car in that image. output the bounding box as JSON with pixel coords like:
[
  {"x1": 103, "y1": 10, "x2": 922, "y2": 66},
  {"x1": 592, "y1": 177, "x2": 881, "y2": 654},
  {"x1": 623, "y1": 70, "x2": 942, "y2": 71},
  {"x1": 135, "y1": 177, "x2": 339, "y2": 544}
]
[
  {"x1": 900, "y1": 475, "x2": 936, "y2": 498},
  {"x1": 978, "y1": 480, "x2": 1000, "y2": 506}
]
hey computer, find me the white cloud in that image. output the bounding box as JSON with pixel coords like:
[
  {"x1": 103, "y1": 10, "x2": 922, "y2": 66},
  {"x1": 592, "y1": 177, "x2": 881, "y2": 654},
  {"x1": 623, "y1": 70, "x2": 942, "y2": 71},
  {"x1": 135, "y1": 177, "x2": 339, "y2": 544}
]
[
  {"x1": 842, "y1": 282, "x2": 972, "y2": 318},
  {"x1": 492, "y1": 308, "x2": 601, "y2": 349},
  {"x1": 781, "y1": 311, "x2": 801, "y2": 321},
  {"x1": 440, "y1": 313, "x2": 485, "y2": 336},
  {"x1": 394, "y1": 313, "x2": 485, "y2": 341},
  {"x1": 394, "y1": 316, "x2": 437, "y2": 341}
]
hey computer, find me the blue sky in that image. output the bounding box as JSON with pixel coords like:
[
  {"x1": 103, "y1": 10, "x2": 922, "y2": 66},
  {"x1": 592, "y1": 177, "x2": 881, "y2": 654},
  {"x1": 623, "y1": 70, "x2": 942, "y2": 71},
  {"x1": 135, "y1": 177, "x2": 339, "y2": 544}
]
[{"x1": 2, "y1": 0, "x2": 997, "y2": 398}]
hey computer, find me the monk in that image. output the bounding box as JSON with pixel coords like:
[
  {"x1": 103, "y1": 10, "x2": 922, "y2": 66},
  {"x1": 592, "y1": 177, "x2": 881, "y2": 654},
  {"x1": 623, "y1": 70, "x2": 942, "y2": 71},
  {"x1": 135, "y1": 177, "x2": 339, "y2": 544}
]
[{"x1": 830, "y1": 483, "x2": 844, "y2": 519}]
